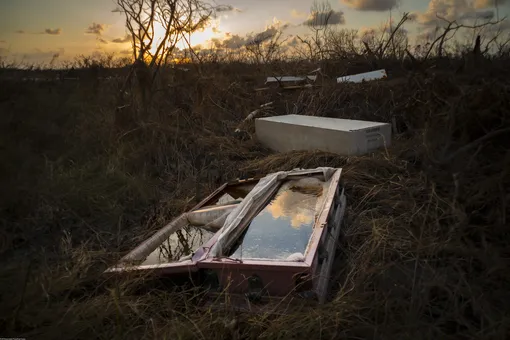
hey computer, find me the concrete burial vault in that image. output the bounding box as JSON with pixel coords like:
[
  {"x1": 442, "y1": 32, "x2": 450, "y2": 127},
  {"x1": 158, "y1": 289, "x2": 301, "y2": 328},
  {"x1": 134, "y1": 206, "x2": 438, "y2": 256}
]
[{"x1": 255, "y1": 114, "x2": 391, "y2": 156}]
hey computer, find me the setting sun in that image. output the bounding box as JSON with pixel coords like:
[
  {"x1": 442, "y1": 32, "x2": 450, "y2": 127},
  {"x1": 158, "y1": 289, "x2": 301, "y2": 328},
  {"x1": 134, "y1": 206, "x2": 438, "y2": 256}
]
[
  {"x1": 149, "y1": 20, "x2": 221, "y2": 55},
  {"x1": 181, "y1": 26, "x2": 220, "y2": 49}
]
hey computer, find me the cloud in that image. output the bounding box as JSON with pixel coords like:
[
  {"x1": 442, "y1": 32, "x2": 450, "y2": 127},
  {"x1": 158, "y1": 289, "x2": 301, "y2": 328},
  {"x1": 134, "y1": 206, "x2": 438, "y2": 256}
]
[
  {"x1": 485, "y1": 18, "x2": 510, "y2": 32},
  {"x1": 416, "y1": 0, "x2": 500, "y2": 27},
  {"x1": 417, "y1": 0, "x2": 464, "y2": 25},
  {"x1": 341, "y1": 0, "x2": 398, "y2": 11},
  {"x1": 85, "y1": 23, "x2": 106, "y2": 35},
  {"x1": 98, "y1": 38, "x2": 109, "y2": 44},
  {"x1": 291, "y1": 9, "x2": 307, "y2": 19},
  {"x1": 460, "y1": 9, "x2": 495, "y2": 20},
  {"x1": 303, "y1": 10, "x2": 345, "y2": 26},
  {"x1": 265, "y1": 185, "x2": 322, "y2": 229},
  {"x1": 0, "y1": 47, "x2": 8, "y2": 57},
  {"x1": 415, "y1": 27, "x2": 440, "y2": 42},
  {"x1": 359, "y1": 26, "x2": 376, "y2": 36},
  {"x1": 417, "y1": 0, "x2": 474, "y2": 26},
  {"x1": 0, "y1": 40, "x2": 5, "y2": 43},
  {"x1": 215, "y1": 19, "x2": 290, "y2": 49},
  {"x1": 408, "y1": 12, "x2": 419, "y2": 21},
  {"x1": 215, "y1": 4, "x2": 241, "y2": 12},
  {"x1": 210, "y1": 37, "x2": 222, "y2": 48},
  {"x1": 14, "y1": 28, "x2": 61, "y2": 35},
  {"x1": 192, "y1": 44, "x2": 205, "y2": 51},
  {"x1": 44, "y1": 28, "x2": 62, "y2": 35},
  {"x1": 112, "y1": 34, "x2": 131, "y2": 43},
  {"x1": 360, "y1": 19, "x2": 409, "y2": 38},
  {"x1": 251, "y1": 28, "x2": 278, "y2": 44},
  {"x1": 248, "y1": 21, "x2": 290, "y2": 45},
  {"x1": 285, "y1": 36, "x2": 301, "y2": 47},
  {"x1": 474, "y1": 0, "x2": 509, "y2": 9},
  {"x1": 14, "y1": 48, "x2": 65, "y2": 62},
  {"x1": 222, "y1": 33, "x2": 248, "y2": 48}
]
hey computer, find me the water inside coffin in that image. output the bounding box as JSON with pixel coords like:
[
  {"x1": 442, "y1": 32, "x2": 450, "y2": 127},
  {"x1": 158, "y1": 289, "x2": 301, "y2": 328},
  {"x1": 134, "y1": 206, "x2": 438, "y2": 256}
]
[
  {"x1": 142, "y1": 226, "x2": 215, "y2": 265},
  {"x1": 228, "y1": 177, "x2": 327, "y2": 260},
  {"x1": 141, "y1": 183, "x2": 257, "y2": 265}
]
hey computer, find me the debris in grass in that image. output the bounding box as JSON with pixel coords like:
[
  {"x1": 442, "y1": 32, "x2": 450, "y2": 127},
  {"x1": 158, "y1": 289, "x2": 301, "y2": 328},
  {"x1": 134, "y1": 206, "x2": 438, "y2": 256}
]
[
  {"x1": 235, "y1": 101, "x2": 274, "y2": 133},
  {"x1": 265, "y1": 76, "x2": 317, "y2": 84},
  {"x1": 337, "y1": 69, "x2": 387, "y2": 83},
  {"x1": 104, "y1": 167, "x2": 346, "y2": 309}
]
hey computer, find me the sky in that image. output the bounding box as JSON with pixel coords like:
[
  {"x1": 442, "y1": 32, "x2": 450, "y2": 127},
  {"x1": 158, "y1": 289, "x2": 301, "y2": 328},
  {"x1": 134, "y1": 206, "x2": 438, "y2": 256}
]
[{"x1": 0, "y1": 0, "x2": 509, "y2": 64}]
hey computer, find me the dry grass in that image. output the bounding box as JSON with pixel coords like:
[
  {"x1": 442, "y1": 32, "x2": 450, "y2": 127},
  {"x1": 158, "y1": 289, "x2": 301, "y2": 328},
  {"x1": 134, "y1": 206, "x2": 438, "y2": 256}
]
[{"x1": 0, "y1": 59, "x2": 509, "y2": 339}]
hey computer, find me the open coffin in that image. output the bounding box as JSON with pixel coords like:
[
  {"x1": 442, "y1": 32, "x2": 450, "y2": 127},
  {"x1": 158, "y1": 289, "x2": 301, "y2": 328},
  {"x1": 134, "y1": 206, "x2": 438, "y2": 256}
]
[{"x1": 105, "y1": 167, "x2": 346, "y2": 306}]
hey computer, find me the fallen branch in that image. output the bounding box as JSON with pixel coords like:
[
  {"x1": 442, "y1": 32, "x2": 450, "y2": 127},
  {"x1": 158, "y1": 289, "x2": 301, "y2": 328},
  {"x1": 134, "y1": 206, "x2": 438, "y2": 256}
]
[{"x1": 235, "y1": 102, "x2": 274, "y2": 133}]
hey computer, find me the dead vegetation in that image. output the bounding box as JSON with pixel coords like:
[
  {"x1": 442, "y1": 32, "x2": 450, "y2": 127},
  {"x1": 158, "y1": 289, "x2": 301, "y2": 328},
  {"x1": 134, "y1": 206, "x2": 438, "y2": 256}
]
[
  {"x1": 2, "y1": 4, "x2": 510, "y2": 334},
  {"x1": 0, "y1": 52, "x2": 509, "y2": 339}
]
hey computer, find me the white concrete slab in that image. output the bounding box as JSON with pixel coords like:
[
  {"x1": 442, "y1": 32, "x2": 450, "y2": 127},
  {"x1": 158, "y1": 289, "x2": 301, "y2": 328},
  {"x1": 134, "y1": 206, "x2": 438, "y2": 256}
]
[
  {"x1": 260, "y1": 115, "x2": 385, "y2": 131},
  {"x1": 337, "y1": 69, "x2": 387, "y2": 83},
  {"x1": 255, "y1": 114, "x2": 391, "y2": 156},
  {"x1": 266, "y1": 76, "x2": 317, "y2": 84}
]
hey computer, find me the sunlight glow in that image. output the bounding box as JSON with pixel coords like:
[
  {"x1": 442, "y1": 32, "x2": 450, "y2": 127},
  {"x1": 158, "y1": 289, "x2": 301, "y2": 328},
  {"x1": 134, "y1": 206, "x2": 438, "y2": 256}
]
[
  {"x1": 149, "y1": 21, "x2": 166, "y2": 55},
  {"x1": 149, "y1": 20, "x2": 221, "y2": 55}
]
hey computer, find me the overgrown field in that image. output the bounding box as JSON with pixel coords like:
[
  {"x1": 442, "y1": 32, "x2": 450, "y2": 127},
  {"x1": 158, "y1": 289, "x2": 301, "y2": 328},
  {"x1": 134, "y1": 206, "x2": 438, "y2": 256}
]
[{"x1": 1, "y1": 59, "x2": 509, "y2": 339}]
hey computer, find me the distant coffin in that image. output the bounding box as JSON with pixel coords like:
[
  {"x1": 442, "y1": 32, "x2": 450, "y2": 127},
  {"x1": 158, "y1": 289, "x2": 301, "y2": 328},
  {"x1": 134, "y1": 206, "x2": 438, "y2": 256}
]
[
  {"x1": 255, "y1": 114, "x2": 391, "y2": 156},
  {"x1": 337, "y1": 69, "x2": 387, "y2": 83},
  {"x1": 265, "y1": 75, "x2": 317, "y2": 84}
]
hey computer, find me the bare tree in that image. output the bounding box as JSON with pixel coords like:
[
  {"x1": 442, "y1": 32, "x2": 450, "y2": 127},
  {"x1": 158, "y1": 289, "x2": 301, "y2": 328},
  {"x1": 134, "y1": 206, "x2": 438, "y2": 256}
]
[
  {"x1": 245, "y1": 29, "x2": 287, "y2": 64},
  {"x1": 297, "y1": 0, "x2": 338, "y2": 61},
  {"x1": 324, "y1": 28, "x2": 362, "y2": 59},
  {"x1": 422, "y1": 15, "x2": 504, "y2": 60},
  {"x1": 372, "y1": 13, "x2": 411, "y2": 59},
  {"x1": 115, "y1": 0, "x2": 211, "y2": 66},
  {"x1": 114, "y1": 0, "x2": 212, "y2": 103}
]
